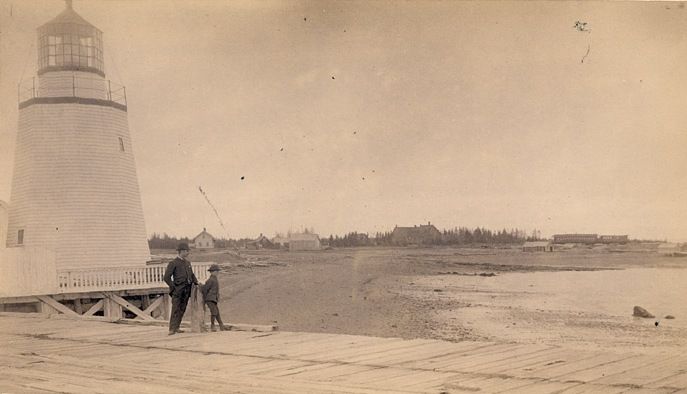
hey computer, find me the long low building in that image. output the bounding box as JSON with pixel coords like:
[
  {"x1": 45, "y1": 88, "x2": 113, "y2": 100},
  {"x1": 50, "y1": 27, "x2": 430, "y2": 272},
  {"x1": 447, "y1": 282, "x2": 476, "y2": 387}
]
[
  {"x1": 522, "y1": 241, "x2": 554, "y2": 252},
  {"x1": 658, "y1": 242, "x2": 686, "y2": 256},
  {"x1": 552, "y1": 234, "x2": 598, "y2": 244},
  {"x1": 598, "y1": 235, "x2": 629, "y2": 244}
]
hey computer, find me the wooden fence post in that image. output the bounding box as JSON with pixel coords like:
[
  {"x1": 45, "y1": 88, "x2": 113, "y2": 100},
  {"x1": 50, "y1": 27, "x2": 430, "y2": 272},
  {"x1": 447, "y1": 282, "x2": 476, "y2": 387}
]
[
  {"x1": 190, "y1": 285, "x2": 205, "y2": 333},
  {"x1": 162, "y1": 294, "x2": 172, "y2": 321}
]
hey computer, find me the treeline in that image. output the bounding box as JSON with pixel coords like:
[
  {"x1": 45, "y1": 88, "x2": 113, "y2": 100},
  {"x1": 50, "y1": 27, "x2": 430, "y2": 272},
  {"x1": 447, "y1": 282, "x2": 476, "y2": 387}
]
[
  {"x1": 440, "y1": 227, "x2": 539, "y2": 245},
  {"x1": 148, "y1": 233, "x2": 251, "y2": 250},
  {"x1": 150, "y1": 227, "x2": 542, "y2": 249},
  {"x1": 148, "y1": 233, "x2": 191, "y2": 250},
  {"x1": 321, "y1": 227, "x2": 540, "y2": 248}
]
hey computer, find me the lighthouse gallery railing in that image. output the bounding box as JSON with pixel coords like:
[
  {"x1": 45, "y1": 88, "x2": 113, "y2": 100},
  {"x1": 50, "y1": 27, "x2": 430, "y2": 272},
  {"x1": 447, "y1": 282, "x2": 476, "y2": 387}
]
[{"x1": 18, "y1": 75, "x2": 127, "y2": 107}]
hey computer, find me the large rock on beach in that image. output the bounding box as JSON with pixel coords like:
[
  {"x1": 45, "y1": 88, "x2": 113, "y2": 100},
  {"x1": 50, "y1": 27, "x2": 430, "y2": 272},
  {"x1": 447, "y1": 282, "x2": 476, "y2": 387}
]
[{"x1": 633, "y1": 306, "x2": 655, "y2": 318}]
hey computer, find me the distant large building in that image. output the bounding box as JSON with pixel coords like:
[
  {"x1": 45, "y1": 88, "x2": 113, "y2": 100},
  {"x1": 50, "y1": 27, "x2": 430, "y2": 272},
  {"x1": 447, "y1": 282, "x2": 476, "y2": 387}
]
[
  {"x1": 552, "y1": 234, "x2": 629, "y2": 244},
  {"x1": 289, "y1": 233, "x2": 320, "y2": 251},
  {"x1": 192, "y1": 228, "x2": 215, "y2": 249},
  {"x1": 552, "y1": 234, "x2": 598, "y2": 244},
  {"x1": 391, "y1": 223, "x2": 442, "y2": 246}
]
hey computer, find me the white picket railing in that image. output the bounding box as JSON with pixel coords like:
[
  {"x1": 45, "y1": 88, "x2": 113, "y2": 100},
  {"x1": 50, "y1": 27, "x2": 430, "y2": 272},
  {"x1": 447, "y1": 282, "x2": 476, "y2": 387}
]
[
  {"x1": 0, "y1": 247, "x2": 212, "y2": 296},
  {"x1": 56, "y1": 263, "x2": 212, "y2": 293}
]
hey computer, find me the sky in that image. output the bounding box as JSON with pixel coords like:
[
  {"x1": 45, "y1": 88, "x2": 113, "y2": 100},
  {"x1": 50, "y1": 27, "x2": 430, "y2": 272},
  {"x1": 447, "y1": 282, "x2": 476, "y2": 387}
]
[{"x1": 1, "y1": 0, "x2": 686, "y2": 241}]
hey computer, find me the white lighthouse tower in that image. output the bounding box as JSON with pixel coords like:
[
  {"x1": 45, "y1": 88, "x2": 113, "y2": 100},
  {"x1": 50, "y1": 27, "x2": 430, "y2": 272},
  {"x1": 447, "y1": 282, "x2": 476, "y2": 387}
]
[{"x1": 6, "y1": 1, "x2": 150, "y2": 271}]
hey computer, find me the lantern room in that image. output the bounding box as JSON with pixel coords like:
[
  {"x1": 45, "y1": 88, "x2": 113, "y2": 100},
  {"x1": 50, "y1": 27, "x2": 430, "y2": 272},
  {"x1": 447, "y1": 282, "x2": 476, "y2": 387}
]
[{"x1": 37, "y1": 0, "x2": 104, "y2": 76}]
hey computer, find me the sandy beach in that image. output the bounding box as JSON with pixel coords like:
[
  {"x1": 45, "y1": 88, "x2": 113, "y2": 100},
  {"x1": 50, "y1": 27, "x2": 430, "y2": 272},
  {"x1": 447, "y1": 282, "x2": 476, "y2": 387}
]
[{"x1": 161, "y1": 246, "x2": 687, "y2": 356}]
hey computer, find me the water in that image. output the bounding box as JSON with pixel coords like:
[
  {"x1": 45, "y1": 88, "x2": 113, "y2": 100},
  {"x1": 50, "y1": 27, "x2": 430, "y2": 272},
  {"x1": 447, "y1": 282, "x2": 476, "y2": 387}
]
[{"x1": 464, "y1": 267, "x2": 687, "y2": 325}]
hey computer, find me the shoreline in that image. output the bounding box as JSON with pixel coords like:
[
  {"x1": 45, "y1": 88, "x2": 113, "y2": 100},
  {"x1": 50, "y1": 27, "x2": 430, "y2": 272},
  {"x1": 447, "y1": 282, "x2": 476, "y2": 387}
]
[{"x1": 161, "y1": 246, "x2": 687, "y2": 353}]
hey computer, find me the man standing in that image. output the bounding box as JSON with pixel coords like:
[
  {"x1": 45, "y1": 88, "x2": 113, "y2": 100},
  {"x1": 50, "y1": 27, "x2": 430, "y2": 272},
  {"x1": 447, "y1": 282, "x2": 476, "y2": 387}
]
[{"x1": 164, "y1": 243, "x2": 198, "y2": 335}]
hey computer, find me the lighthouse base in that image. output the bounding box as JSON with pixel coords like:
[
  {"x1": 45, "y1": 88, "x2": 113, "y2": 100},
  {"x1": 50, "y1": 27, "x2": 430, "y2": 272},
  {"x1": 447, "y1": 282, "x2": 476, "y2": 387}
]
[{"x1": 0, "y1": 288, "x2": 172, "y2": 322}]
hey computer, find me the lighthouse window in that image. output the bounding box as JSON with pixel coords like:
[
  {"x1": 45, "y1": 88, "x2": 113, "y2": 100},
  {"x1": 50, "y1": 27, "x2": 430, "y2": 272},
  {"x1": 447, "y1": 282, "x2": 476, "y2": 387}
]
[
  {"x1": 119, "y1": 137, "x2": 125, "y2": 152},
  {"x1": 17, "y1": 229, "x2": 24, "y2": 245}
]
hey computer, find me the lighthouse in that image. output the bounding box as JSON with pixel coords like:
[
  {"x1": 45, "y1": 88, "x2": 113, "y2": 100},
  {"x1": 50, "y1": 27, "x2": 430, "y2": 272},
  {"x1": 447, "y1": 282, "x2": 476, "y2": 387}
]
[{"x1": 5, "y1": 1, "x2": 150, "y2": 270}]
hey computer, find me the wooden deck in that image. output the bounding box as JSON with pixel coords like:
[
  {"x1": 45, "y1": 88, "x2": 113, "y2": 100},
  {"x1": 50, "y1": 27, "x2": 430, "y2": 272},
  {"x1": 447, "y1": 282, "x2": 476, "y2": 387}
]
[{"x1": 0, "y1": 314, "x2": 685, "y2": 393}]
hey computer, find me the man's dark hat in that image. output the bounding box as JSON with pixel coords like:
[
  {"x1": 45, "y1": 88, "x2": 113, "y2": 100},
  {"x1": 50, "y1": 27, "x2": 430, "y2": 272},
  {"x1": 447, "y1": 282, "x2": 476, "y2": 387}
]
[
  {"x1": 208, "y1": 264, "x2": 221, "y2": 272},
  {"x1": 176, "y1": 242, "x2": 190, "y2": 251}
]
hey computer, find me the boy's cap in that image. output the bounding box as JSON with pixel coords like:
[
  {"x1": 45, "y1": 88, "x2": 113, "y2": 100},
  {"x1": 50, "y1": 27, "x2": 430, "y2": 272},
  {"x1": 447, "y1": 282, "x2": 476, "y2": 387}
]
[
  {"x1": 176, "y1": 242, "x2": 190, "y2": 251},
  {"x1": 208, "y1": 264, "x2": 221, "y2": 272}
]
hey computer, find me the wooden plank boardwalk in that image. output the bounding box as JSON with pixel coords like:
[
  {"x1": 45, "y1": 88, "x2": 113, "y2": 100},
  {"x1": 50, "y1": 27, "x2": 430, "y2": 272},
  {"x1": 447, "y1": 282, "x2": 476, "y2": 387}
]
[{"x1": 0, "y1": 314, "x2": 685, "y2": 393}]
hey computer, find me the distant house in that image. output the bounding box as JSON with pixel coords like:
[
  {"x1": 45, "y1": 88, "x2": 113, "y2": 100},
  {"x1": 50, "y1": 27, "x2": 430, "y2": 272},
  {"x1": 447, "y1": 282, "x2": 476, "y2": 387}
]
[
  {"x1": 522, "y1": 241, "x2": 553, "y2": 252},
  {"x1": 552, "y1": 234, "x2": 598, "y2": 244},
  {"x1": 289, "y1": 233, "x2": 320, "y2": 251},
  {"x1": 391, "y1": 222, "x2": 442, "y2": 246},
  {"x1": 599, "y1": 235, "x2": 629, "y2": 244},
  {"x1": 245, "y1": 234, "x2": 275, "y2": 250},
  {"x1": 192, "y1": 228, "x2": 215, "y2": 249}
]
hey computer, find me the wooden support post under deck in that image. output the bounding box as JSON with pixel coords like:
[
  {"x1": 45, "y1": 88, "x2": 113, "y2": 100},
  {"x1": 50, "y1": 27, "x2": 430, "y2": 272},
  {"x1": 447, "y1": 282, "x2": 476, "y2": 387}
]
[
  {"x1": 37, "y1": 301, "x2": 56, "y2": 315},
  {"x1": 73, "y1": 298, "x2": 83, "y2": 315},
  {"x1": 141, "y1": 294, "x2": 150, "y2": 311},
  {"x1": 103, "y1": 297, "x2": 122, "y2": 319}
]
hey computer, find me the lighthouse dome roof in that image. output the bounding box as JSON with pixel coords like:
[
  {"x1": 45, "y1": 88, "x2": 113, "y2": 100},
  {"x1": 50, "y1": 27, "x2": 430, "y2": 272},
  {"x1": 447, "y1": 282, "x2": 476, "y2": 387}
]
[{"x1": 39, "y1": 2, "x2": 97, "y2": 30}]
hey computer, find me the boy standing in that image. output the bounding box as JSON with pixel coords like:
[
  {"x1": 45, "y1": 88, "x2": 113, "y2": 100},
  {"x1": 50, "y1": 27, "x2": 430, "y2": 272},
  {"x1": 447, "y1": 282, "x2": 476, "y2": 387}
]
[{"x1": 202, "y1": 264, "x2": 230, "y2": 332}]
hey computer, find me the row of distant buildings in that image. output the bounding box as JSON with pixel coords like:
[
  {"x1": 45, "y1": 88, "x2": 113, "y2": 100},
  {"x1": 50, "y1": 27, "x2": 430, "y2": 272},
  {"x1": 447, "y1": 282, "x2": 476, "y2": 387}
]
[
  {"x1": 191, "y1": 227, "x2": 677, "y2": 254},
  {"x1": 187, "y1": 223, "x2": 443, "y2": 251},
  {"x1": 189, "y1": 228, "x2": 321, "y2": 251}
]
